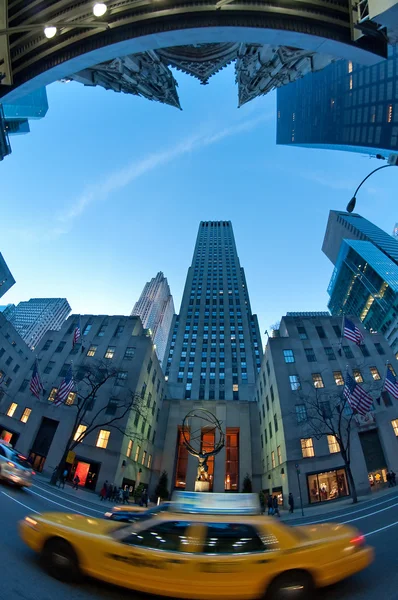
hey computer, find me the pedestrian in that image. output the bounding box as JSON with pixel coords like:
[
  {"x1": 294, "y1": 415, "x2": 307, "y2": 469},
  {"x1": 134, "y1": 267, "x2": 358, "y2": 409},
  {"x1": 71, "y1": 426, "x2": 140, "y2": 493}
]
[
  {"x1": 288, "y1": 492, "x2": 294, "y2": 514},
  {"x1": 73, "y1": 474, "x2": 80, "y2": 490},
  {"x1": 123, "y1": 488, "x2": 129, "y2": 505},
  {"x1": 99, "y1": 483, "x2": 107, "y2": 501},
  {"x1": 106, "y1": 483, "x2": 113, "y2": 502},
  {"x1": 118, "y1": 487, "x2": 124, "y2": 503},
  {"x1": 141, "y1": 488, "x2": 148, "y2": 508},
  {"x1": 267, "y1": 495, "x2": 273, "y2": 516},
  {"x1": 272, "y1": 495, "x2": 280, "y2": 517},
  {"x1": 112, "y1": 484, "x2": 118, "y2": 502},
  {"x1": 391, "y1": 471, "x2": 396, "y2": 486},
  {"x1": 387, "y1": 471, "x2": 392, "y2": 487},
  {"x1": 60, "y1": 468, "x2": 68, "y2": 489}
]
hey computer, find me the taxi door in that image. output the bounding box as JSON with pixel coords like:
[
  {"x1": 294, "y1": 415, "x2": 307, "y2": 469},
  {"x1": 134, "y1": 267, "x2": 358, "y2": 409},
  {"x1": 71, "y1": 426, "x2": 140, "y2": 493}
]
[
  {"x1": 193, "y1": 521, "x2": 281, "y2": 599},
  {"x1": 93, "y1": 519, "x2": 205, "y2": 597}
]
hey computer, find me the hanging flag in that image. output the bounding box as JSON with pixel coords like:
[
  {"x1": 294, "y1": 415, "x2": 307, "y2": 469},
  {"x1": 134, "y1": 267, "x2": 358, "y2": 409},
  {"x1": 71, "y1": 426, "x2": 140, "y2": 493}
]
[
  {"x1": 72, "y1": 317, "x2": 82, "y2": 348},
  {"x1": 54, "y1": 365, "x2": 74, "y2": 407},
  {"x1": 343, "y1": 372, "x2": 373, "y2": 415},
  {"x1": 343, "y1": 317, "x2": 364, "y2": 346},
  {"x1": 384, "y1": 368, "x2": 398, "y2": 399},
  {"x1": 30, "y1": 359, "x2": 44, "y2": 399}
]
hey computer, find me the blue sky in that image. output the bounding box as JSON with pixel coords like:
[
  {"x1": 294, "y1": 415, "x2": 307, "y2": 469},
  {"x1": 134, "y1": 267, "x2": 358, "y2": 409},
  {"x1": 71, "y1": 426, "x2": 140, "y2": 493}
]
[{"x1": 1, "y1": 64, "x2": 397, "y2": 341}]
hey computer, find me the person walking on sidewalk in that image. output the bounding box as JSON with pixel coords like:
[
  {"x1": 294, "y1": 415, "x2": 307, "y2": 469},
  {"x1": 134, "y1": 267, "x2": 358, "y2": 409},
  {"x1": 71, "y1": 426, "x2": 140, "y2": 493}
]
[
  {"x1": 123, "y1": 488, "x2": 129, "y2": 505},
  {"x1": 288, "y1": 493, "x2": 294, "y2": 514},
  {"x1": 106, "y1": 483, "x2": 113, "y2": 502},
  {"x1": 267, "y1": 495, "x2": 273, "y2": 516},
  {"x1": 272, "y1": 495, "x2": 280, "y2": 517},
  {"x1": 391, "y1": 471, "x2": 396, "y2": 486},
  {"x1": 73, "y1": 474, "x2": 80, "y2": 490},
  {"x1": 60, "y1": 468, "x2": 68, "y2": 489},
  {"x1": 387, "y1": 472, "x2": 392, "y2": 487},
  {"x1": 100, "y1": 483, "x2": 107, "y2": 501}
]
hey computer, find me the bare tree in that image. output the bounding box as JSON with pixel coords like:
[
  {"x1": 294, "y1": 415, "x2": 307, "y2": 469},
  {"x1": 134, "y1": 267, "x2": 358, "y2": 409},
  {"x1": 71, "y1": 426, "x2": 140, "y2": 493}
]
[{"x1": 51, "y1": 362, "x2": 147, "y2": 485}]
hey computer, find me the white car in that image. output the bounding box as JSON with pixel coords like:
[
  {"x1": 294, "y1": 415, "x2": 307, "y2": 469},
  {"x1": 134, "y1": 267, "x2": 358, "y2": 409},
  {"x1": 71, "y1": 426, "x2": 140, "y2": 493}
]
[{"x1": 0, "y1": 442, "x2": 34, "y2": 488}]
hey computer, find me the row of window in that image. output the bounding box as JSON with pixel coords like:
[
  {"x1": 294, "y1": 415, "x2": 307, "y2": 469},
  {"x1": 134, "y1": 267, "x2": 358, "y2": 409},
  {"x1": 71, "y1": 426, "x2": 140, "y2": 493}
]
[
  {"x1": 287, "y1": 364, "x2": 392, "y2": 392},
  {"x1": 283, "y1": 341, "x2": 385, "y2": 364},
  {"x1": 6, "y1": 403, "x2": 31, "y2": 422}
]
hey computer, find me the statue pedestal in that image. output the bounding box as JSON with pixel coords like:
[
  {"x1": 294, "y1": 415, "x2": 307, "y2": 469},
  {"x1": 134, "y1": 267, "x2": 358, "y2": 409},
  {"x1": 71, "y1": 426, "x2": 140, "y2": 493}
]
[{"x1": 195, "y1": 480, "x2": 210, "y2": 492}]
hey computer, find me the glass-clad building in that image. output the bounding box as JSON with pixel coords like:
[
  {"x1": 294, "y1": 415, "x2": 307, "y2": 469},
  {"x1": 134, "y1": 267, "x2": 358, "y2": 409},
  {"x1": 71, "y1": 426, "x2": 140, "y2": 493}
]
[{"x1": 277, "y1": 45, "x2": 398, "y2": 155}]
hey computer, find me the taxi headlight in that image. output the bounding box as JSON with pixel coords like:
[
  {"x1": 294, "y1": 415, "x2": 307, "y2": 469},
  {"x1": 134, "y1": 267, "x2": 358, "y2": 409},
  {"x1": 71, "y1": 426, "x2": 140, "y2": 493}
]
[
  {"x1": 104, "y1": 512, "x2": 113, "y2": 518},
  {"x1": 24, "y1": 517, "x2": 40, "y2": 531}
]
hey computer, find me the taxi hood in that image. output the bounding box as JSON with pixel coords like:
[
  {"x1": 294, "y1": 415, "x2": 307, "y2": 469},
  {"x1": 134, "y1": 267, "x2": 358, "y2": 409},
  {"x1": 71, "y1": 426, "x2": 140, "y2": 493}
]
[
  {"x1": 35, "y1": 513, "x2": 124, "y2": 535},
  {"x1": 295, "y1": 523, "x2": 360, "y2": 543}
]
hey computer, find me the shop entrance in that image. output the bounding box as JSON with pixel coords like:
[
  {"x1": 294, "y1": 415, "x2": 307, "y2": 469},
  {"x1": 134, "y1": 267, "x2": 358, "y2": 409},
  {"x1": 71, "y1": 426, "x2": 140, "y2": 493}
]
[
  {"x1": 307, "y1": 468, "x2": 350, "y2": 504},
  {"x1": 28, "y1": 417, "x2": 59, "y2": 472},
  {"x1": 0, "y1": 427, "x2": 19, "y2": 448},
  {"x1": 70, "y1": 458, "x2": 101, "y2": 490},
  {"x1": 359, "y1": 429, "x2": 388, "y2": 490}
]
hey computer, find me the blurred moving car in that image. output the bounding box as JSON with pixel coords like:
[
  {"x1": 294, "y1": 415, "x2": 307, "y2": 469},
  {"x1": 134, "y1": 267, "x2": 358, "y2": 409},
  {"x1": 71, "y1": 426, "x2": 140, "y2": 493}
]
[
  {"x1": 104, "y1": 502, "x2": 172, "y2": 522},
  {"x1": 0, "y1": 441, "x2": 34, "y2": 488},
  {"x1": 19, "y1": 492, "x2": 373, "y2": 600}
]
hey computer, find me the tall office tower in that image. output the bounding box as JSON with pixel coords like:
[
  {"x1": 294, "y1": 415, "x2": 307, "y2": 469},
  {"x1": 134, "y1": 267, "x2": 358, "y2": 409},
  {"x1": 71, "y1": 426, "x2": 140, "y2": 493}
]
[
  {"x1": 0, "y1": 252, "x2": 15, "y2": 299},
  {"x1": 131, "y1": 272, "x2": 174, "y2": 366},
  {"x1": 156, "y1": 221, "x2": 263, "y2": 494},
  {"x1": 4, "y1": 298, "x2": 71, "y2": 350},
  {"x1": 322, "y1": 211, "x2": 398, "y2": 354},
  {"x1": 276, "y1": 45, "x2": 398, "y2": 156},
  {"x1": 393, "y1": 223, "x2": 398, "y2": 239}
]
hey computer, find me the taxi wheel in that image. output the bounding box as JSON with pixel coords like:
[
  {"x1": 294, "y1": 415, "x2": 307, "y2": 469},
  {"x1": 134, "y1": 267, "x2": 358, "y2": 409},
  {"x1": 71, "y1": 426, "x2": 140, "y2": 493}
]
[
  {"x1": 42, "y1": 538, "x2": 82, "y2": 583},
  {"x1": 265, "y1": 571, "x2": 314, "y2": 600}
]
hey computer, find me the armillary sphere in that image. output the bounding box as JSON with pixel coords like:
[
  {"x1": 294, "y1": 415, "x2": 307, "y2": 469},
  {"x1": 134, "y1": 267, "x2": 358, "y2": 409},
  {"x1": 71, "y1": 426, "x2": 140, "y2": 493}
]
[{"x1": 182, "y1": 409, "x2": 225, "y2": 459}]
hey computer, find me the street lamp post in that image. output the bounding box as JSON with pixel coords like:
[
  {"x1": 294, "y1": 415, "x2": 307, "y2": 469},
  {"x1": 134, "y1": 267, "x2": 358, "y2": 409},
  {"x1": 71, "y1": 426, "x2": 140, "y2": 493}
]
[{"x1": 346, "y1": 154, "x2": 398, "y2": 213}]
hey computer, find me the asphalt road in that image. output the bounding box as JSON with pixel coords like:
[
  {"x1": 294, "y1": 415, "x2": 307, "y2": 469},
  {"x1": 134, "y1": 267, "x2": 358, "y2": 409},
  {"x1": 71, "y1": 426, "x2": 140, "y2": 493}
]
[{"x1": 1, "y1": 481, "x2": 398, "y2": 600}]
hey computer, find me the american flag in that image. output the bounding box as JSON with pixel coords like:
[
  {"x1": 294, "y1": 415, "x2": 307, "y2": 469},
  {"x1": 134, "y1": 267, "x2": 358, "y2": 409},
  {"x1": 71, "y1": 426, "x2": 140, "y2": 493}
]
[
  {"x1": 343, "y1": 316, "x2": 364, "y2": 345},
  {"x1": 30, "y1": 359, "x2": 44, "y2": 399},
  {"x1": 343, "y1": 372, "x2": 373, "y2": 415},
  {"x1": 54, "y1": 365, "x2": 74, "y2": 407},
  {"x1": 384, "y1": 368, "x2": 398, "y2": 400},
  {"x1": 72, "y1": 318, "x2": 81, "y2": 348}
]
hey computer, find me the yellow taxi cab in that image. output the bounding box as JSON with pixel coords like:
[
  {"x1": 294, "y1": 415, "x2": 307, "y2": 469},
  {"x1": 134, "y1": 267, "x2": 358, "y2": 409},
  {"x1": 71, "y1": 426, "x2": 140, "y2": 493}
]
[{"x1": 19, "y1": 492, "x2": 373, "y2": 600}]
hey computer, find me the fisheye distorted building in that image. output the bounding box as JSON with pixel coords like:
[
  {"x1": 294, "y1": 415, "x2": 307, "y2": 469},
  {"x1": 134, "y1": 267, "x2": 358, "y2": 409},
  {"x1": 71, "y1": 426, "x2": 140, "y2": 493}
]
[{"x1": 0, "y1": 252, "x2": 15, "y2": 300}]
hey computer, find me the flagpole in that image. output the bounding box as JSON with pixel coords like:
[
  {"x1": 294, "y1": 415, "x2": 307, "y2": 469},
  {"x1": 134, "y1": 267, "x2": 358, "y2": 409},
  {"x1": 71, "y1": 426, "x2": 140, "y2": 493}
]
[{"x1": 35, "y1": 355, "x2": 45, "y2": 399}]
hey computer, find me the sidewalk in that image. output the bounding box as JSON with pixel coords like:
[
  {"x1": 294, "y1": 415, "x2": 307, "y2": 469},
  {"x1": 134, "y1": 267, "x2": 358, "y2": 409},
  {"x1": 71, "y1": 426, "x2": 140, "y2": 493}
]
[{"x1": 279, "y1": 485, "x2": 398, "y2": 522}]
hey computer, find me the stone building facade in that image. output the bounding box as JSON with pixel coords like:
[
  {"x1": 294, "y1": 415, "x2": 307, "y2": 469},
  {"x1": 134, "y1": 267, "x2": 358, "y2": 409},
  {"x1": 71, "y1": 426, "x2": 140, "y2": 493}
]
[{"x1": 258, "y1": 313, "x2": 398, "y2": 508}]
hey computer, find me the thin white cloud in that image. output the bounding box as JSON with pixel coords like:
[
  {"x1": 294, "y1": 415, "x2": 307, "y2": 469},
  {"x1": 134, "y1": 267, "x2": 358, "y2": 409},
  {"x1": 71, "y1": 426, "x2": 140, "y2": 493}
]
[{"x1": 57, "y1": 113, "x2": 272, "y2": 225}]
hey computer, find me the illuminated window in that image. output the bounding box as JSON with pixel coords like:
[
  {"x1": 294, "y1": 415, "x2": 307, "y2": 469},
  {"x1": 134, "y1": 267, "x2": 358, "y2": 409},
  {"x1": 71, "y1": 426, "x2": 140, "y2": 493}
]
[
  {"x1": 124, "y1": 347, "x2": 135, "y2": 360},
  {"x1": 348, "y1": 60, "x2": 353, "y2": 73},
  {"x1": 328, "y1": 435, "x2": 340, "y2": 454},
  {"x1": 277, "y1": 446, "x2": 282, "y2": 465},
  {"x1": 388, "y1": 104, "x2": 393, "y2": 123},
  {"x1": 66, "y1": 392, "x2": 76, "y2": 406},
  {"x1": 333, "y1": 371, "x2": 344, "y2": 386},
  {"x1": 104, "y1": 346, "x2": 115, "y2": 359},
  {"x1": 147, "y1": 454, "x2": 152, "y2": 469},
  {"x1": 392, "y1": 420, "x2": 398, "y2": 437},
  {"x1": 312, "y1": 373, "x2": 324, "y2": 388},
  {"x1": 86, "y1": 345, "x2": 97, "y2": 357},
  {"x1": 301, "y1": 438, "x2": 314, "y2": 458},
  {"x1": 283, "y1": 349, "x2": 295, "y2": 363},
  {"x1": 7, "y1": 403, "x2": 17, "y2": 417},
  {"x1": 74, "y1": 424, "x2": 87, "y2": 442},
  {"x1": 233, "y1": 384, "x2": 239, "y2": 392},
  {"x1": 370, "y1": 366, "x2": 381, "y2": 381},
  {"x1": 289, "y1": 375, "x2": 301, "y2": 391},
  {"x1": 271, "y1": 451, "x2": 276, "y2": 468},
  {"x1": 134, "y1": 445, "x2": 141, "y2": 462},
  {"x1": 225, "y1": 428, "x2": 239, "y2": 491},
  {"x1": 142, "y1": 450, "x2": 147, "y2": 465},
  {"x1": 349, "y1": 75, "x2": 353, "y2": 90},
  {"x1": 96, "y1": 429, "x2": 110, "y2": 449},
  {"x1": 388, "y1": 364, "x2": 396, "y2": 377},
  {"x1": 20, "y1": 408, "x2": 31, "y2": 423},
  {"x1": 126, "y1": 439, "x2": 133, "y2": 458},
  {"x1": 353, "y1": 369, "x2": 363, "y2": 383},
  {"x1": 175, "y1": 428, "x2": 189, "y2": 489},
  {"x1": 48, "y1": 388, "x2": 58, "y2": 402}
]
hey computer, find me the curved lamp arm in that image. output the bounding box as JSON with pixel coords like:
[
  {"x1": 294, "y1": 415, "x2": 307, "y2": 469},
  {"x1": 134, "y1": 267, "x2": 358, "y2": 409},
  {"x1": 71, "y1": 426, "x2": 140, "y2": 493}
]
[{"x1": 347, "y1": 164, "x2": 392, "y2": 213}]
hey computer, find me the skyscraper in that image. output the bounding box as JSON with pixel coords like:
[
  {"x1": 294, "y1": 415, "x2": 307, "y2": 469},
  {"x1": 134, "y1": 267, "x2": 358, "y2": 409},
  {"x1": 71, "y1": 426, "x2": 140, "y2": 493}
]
[
  {"x1": 131, "y1": 272, "x2": 174, "y2": 366},
  {"x1": 0, "y1": 252, "x2": 15, "y2": 299},
  {"x1": 4, "y1": 298, "x2": 71, "y2": 350},
  {"x1": 276, "y1": 46, "x2": 398, "y2": 156},
  {"x1": 322, "y1": 211, "x2": 398, "y2": 353},
  {"x1": 393, "y1": 223, "x2": 398, "y2": 239},
  {"x1": 156, "y1": 221, "x2": 263, "y2": 493}
]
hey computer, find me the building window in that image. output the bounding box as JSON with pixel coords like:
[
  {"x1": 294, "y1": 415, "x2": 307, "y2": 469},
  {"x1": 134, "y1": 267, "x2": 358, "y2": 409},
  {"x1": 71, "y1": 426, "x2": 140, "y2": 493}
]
[
  {"x1": 175, "y1": 428, "x2": 189, "y2": 489},
  {"x1": 147, "y1": 454, "x2": 152, "y2": 469},
  {"x1": 134, "y1": 445, "x2": 141, "y2": 462},
  {"x1": 274, "y1": 413, "x2": 278, "y2": 432},
  {"x1": 44, "y1": 361, "x2": 55, "y2": 374},
  {"x1": 225, "y1": 428, "x2": 239, "y2": 491},
  {"x1": 124, "y1": 347, "x2": 135, "y2": 360},
  {"x1": 333, "y1": 325, "x2": 342, "y2": 338},
  {"x1": 374, "y1": 343, "x2": 385, "y2": 356},
  {"x1": 142, "y1": 450, "x2": 147, "y2": 465},
  {"x1": 312, "y1": 373, "x2": 324, "y2": 388},
  {"x1": 74, "y1": 424, "x2": 87, "y2": 442},
  {"x1": 7, "y1": 403, "x2": 17, "y2": 417},
  {"x1": 86, "y1": 345, "x2": 97, "y2": 357},
  {"x1": 106, "y1": 398, "x2": 118, "y2": 415},
  {"x1": 270, "y1": 386, "x2": 274, "y2": 403},
  {"x1": 316, "y1": 326, "x2": 326, "y2": 339},
  {"x1": 104, "y1": 346, "x2": 115, "y2": 359},
  {"x1": 55, "y1": 341, "x2": 66, "y2": 353},
  {"x1": 305, "y1": 348, "x2": 316, "y2": 362},
  {"x1": 296, "y1": 404, "x2": 307, "y2": 423},
  {"x1": 19, "y1": 379, "x2": 29, "y2": 392},
  {"x1": 97, "y1": 325, "x2": 106, "y2": 337},
  {"x1": 271, "y1": 451, "x2": 276, "y2": 469},
  {"x1": 289, "y1": 375, "x2": 301, "y2": 391},
  {"x1": 66, "y1": 392, "x2": 76, "y2": 406},
  {"x1": 297, "y1": 326, "x2": 307, "y2": 340},
  {"x1": 283, "y1": 349, "x2": 295, "y2": 363},
  {"x1": 359, "y1": 344, "x2": 370, "y2": 357},
  {"x1": 42, "y1": 340, "x2": 53, "y2": 351},
  {"x1": 96, "y1": 430, "x2": 110, "y2": 449},
  {"x1": 353, "y1": 369, "x2": 363, "y2": 383},
  {"x1": 116, "y1": 371, "x2": 128, "y2": 386},
  {"x1": 327, "y1": 435, "x2": 340, "y2": 454},
  {"x1": 5, "y1": 356, "x2": 12, "y2": 366},
  {"x1": 20, "y1": 408, "x2": 32, "y2": 424},
  {"x1": 48, "y1": 388, "x2": 58, "y2": 402},
  {"x1": 277, "y1": 446, "x2": 282, "y2": 465},
  {"x1": 126, "y1": 439, "x2": 133, "y2": 458},
  {"x1": 388, "y1": 364, "x2": 396, "y2": 377},
  {"x1": 83, "y1": 324, "x2": 92, "y2": 336},
  {"x1": 342, "y1": 346, "x2": 354, "y2": 359},
  {"x1": 325, "y1": 347, "x2": 336, "y2": 360},
  {"x1": 333, "y1": 371, "x2": 344, "y2": 386},
  {"x1": 320, "y1": 401, "x2": 332, "y2": 419},
  {"x1": 301, "y1": 438, "x2": 314, "y2": 458},
  {"x1": 391, "y1": 420, "x2": 398, "y2": 437},
  {"x1": 370, "y1": 366, "x2": 381, "y2": 380},
  {"x1": 307, "y1": 468, "x2": 349, "y2": 503}
]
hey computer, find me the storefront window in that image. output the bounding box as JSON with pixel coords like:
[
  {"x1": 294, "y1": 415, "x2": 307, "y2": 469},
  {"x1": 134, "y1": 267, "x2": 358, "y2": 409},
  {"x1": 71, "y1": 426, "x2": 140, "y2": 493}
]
[
  {"x1": 307, "y1": 468, "x2": 349, "y2": 504},
  {"x1": 225, "y1": 428, "x2": 239, "y2": 491},
  {"x1": 175, "y1": 427, "x2": 189, "y2": 489}
]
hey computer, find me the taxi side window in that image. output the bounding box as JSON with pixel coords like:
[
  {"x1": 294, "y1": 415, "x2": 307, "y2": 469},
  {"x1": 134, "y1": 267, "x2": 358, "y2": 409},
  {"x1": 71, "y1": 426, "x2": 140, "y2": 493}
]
[
  {"x1": 0, "y1": 446, "x2": 6, "y2": 457},
  {"x1": 202, "y1": 523, "x2": 268, "y2": 554},
  {"x1": 122, "y1": 521, "x2": 191, "y2": 552}
]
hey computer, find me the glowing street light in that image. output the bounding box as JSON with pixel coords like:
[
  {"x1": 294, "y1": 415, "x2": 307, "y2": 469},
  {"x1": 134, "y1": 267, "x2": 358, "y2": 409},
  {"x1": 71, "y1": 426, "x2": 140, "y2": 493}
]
[
  {"x1": 93, "y1": 3, "x2": 108, "y2": 17},
  {"x1": 44, "y1": 26, "x2": 57, "y2": 38}
]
